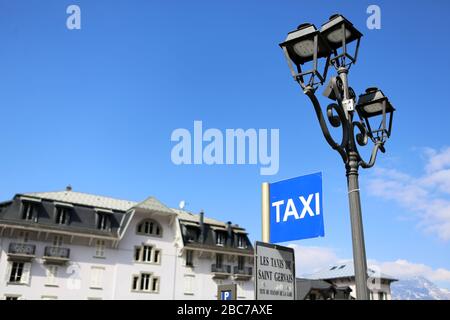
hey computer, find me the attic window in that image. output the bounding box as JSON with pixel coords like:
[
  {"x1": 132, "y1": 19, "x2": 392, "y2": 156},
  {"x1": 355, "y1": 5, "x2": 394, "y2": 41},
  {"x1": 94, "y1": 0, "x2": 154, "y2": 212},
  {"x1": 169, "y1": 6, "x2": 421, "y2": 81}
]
[
  {"x1": 216, "y1": 231, "x2": 226, "y2": 246},
  {"x1": 22, "y1": 203, "x2": 34, "y2": 220},
  {"x1": 96, "y1": 213, "x2": 110, "y2": 230},
  {"x1": 185, "y1": 226, "x2": 198, "y2": 242},
  {"x1": 137, "y1": 219, "x2": 162, "y2": 237},
  {"x1": 330, "y1": 266, "x2": 337, "y2": 270},
  {"x1": 339, "y1": 265, "x2": 345, "y2": 269},
  {"x1": 237, "y1": 235, "x2": 247, "y2": 249},
  {"x1": 20, "y1": 197, "x2": 41, "y2": 221},
  {"x1": 55, "y1": 207, "x2": 69, "y2": 225},
  {"x1": 95, "y1": 208, "x2": 113, "y2": 231},
  {"x1": 54, "y1": 202, "x2": 73, "y2": 225}
]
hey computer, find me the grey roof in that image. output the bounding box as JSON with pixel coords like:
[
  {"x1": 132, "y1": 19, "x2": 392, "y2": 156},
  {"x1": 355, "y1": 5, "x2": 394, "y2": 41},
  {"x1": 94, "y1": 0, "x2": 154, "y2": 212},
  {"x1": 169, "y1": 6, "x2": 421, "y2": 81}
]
[
  {"x1": 22, "y1": 191, "x2": 136, "y2": 211},
  {"x1": 172, "y1": 208, "x2": 242, "y2": 229},
  {"x1": 5, "y1": 191, "x2": 248, "y2": 240},
  {"x1": 305, "y1": 263, "x2": 397, "y2": 281},
  {"x1": 296, "y1": 279, "x2": 334, "y2": 300},
  {"x1": 133, "y1": 196, "x2": 175, "y2": 216}
]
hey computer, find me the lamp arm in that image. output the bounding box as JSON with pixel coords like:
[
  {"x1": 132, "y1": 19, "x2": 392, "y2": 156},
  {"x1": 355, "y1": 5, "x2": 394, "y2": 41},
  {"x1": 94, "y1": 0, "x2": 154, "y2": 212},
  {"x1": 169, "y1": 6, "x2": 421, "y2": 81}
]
[
  {"x1": 351, "y1": 121, "x2": 385, "y2": 169},
  {"x1": 304, "y1": 87, "x2": 349, "y2": 163},
  {"x1": 358, "y1": 142, "x2": 384, "y2": 169}
]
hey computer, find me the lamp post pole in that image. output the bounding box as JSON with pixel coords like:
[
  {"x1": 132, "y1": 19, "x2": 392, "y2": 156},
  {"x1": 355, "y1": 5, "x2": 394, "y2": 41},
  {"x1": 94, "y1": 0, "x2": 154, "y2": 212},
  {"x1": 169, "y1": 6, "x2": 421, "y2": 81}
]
[
  {"x1": 340, "y1": 67, "x2": 370, "y2": 300},
  {"x1": 346, "y1": 152, "x2": 370, "y2": 300}
]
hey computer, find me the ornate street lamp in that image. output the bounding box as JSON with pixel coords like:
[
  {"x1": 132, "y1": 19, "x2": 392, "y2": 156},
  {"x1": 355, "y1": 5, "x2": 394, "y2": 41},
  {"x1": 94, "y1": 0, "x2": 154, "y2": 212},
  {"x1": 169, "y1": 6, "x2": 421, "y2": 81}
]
[
  {"x1": 320, "y1": 14, "x2": 363, "y2": 69},
  {"x1": 356, "y1": 87, "x2": 395, "y2": 146},
  {"x1": 280, "y1": 14, "x2": 396, "y2": 300},
  {"x1": 279, "y1": 23, "x2": 331, "y2": 89}
]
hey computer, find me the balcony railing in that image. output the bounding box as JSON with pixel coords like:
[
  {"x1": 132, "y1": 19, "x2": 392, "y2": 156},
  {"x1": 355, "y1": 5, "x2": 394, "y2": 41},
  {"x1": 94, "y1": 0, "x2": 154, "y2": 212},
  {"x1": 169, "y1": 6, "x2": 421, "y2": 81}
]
[
  {"x1": 8, "y1": 243, "x2": 36, "y2": 261},
  {"x1": 233, "y1": 266, "x2": 253, "y2": 276},
  {"x1": 211, "y1": 264, "x2": 231, "y2": 274},
  {"x1": 8, "y1": 243, "x2": 36, "y2": 255},
  {"x1": 43, "y1": 246, "x2": 70, "y2": 264}
]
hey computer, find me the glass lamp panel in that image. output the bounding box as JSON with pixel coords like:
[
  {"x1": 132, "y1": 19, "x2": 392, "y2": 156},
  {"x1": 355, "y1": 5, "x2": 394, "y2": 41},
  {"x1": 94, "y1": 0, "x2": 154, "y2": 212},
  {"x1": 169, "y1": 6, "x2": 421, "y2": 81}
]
[
  {"x1": 363, "y1": 102, "x2": 384, "y2": 115},
  {"x1": 293, "y1": 40, "x2": 315, "y2": 58},
  {"x1": 326, "y1": 28, "x2": 352, "y2": 43}
]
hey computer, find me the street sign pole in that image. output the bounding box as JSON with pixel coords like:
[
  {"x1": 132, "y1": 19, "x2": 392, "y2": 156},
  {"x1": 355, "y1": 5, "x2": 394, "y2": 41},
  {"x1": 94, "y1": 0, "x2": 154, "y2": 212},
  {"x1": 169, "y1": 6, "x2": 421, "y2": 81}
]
[{"x1": 261, "y1": 182, "x2": 270, "y2": 243}]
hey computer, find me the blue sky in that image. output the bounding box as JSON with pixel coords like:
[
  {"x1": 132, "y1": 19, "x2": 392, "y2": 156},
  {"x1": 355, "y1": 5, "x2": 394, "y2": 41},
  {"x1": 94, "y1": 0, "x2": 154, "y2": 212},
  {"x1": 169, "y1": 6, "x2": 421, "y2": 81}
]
[{"x1": 1, "y1": 1, "x2": 450, "y2": 289}]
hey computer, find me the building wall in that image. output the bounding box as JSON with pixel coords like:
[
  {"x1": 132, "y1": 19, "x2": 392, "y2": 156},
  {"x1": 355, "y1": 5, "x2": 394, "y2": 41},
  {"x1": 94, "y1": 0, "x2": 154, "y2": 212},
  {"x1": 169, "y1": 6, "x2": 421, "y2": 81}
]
[
  {"x1": 173, "y1": 249, "x2": 254, "y2": 300},
  {"x1": 330, "y1": 278, "x2": 393, "y2": 300},
  {"x1": 0, "y1": 210, "x2": 254, "y2": 300}
]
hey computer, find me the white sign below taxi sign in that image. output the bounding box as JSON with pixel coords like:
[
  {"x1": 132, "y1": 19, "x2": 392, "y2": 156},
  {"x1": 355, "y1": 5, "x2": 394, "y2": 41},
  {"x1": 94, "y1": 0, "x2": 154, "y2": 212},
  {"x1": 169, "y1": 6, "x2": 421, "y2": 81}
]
[{"x1": 255, "y1": 241, "x2": 295, "y2": 300}]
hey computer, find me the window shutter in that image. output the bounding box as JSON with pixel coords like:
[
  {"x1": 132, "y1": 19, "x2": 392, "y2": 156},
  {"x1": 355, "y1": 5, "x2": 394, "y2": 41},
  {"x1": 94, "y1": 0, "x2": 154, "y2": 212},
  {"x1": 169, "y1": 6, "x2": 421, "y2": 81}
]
[
  {"x1": 184, "y1": 274, "x2": 195, "y2": 294},
  {"x1": 90, "y1": 268, "x2": 98, "y2": 287},
  {"x1": 90, "y1": 268, "x2": 95, "y2": 287},
  {"x1": 21, "y1": 263, "x2": 31, "y2": 285},
  {"x1": 90, "y1": 267, "x2": 104, "y2": 288},
  {"x1": 4, "y1": 261, "x2": 12, "y2": 283}
]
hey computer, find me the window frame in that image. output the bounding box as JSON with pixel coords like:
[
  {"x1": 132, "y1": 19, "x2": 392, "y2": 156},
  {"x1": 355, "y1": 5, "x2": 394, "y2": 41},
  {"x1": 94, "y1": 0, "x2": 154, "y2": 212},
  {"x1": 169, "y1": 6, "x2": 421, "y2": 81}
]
[
  {"x1": 7, "y1": 261, "x2": 31, "y2": 285},
  {"x1": 133, "y1": 244, "x2": 161, "y2": 265},
  {"x1": 55, "y1": 207, "x2": 69, "y2": 225},
  {"x1": 237, "y1": 235, "x2": 247, "y2": 249},
  {"x1": 89, "y1": 266, "x2": 105, "y2": 290},
  {"x1": 183, "y1": 274, "x2": 195, "y2": 296},
  {"x1": 237, "y1": 256, "x2": 245, "y2": 270},
  {"x1": 185, "y1": 250, "x2": 194, "y2": 267},
  {"x1": 96, "y1": 213, "x2": 110, "y2": 231},
  {"x1": 94, "y1": 239, "x2": 106, "y2": 258},
  {"x1": 216, "y1": 253, "x2": 223, "y2": 268},
  {"x1": 131, "y1": 272, "x2": 160, "y2": 294},
  {"x1": 21, "y1": 202, "x2": 35, "y2": 221},
  {"x1": 136, "y1": 219, "x2": 163, "y2": 238},
  {"x1": 52, "y1": 235, "x2": 64, "y2": 247},
  {"x1": 45, "y1": 265, "x2": 59, "y2": 287},
  {"x1": 216, "y1": 231, "x2": 226, "y2": 246}
]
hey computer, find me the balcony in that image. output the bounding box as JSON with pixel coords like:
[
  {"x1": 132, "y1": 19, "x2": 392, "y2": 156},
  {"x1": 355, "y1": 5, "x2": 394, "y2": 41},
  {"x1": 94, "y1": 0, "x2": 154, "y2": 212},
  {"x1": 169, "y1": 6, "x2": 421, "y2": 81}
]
[
  {"x1": 7, "y1": 243, "x2": 36, "y2": 262},
  {"x1": 43, "y1": 246, "x2": 71, "y2": 265},
  {"x1": 233, "y1": 266, "x2": 253, "y2": 280},
  {"x1": 211, "y1": 264, "x2": 231, "y2": 278}
]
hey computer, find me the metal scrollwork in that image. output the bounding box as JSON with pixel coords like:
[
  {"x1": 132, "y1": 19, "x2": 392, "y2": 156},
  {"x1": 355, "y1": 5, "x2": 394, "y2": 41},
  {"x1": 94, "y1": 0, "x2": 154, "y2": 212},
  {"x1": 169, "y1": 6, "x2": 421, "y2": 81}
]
[
  {"x1": 327, "y1": 103, "x2": 342, "y2": 128},
  {"x1": 304, "y1": 74, "x2": 386, "y2": 170},
  {"x1": 304, "y1": 87, "x2": 348, "y2": 163},
  {"x1": 353, "y1": 121, "x2": 368, "y2": 147}
]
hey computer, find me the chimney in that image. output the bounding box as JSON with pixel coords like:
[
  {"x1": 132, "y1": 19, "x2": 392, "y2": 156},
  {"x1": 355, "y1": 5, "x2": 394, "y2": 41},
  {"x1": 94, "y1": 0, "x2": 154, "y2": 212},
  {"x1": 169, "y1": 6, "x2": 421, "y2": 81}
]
[
  {"x1": 66, "y1": 185, "x2": 72, "y2": 192},
  {"x1": 199, "y1": 210, "x2": 205, "y2": 243},
  {"x1": 227, "y1": 221, "x2": 233, "y2": 245}
]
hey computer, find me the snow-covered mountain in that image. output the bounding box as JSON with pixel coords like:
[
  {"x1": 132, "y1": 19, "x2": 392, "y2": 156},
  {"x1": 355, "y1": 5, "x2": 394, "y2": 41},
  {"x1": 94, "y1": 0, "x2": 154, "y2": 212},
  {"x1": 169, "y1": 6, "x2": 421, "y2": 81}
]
[{"x1": 391, "y1": 276, "x2": 450, "y2": 300}]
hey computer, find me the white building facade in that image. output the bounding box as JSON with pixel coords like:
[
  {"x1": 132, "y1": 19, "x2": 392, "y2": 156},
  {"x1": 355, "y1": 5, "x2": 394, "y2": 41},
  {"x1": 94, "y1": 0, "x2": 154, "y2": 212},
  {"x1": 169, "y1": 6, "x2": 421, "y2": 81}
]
[
  {"x1": 0, "y1": 188, "x2": 254, "y2": 300},
  {"x1": 305, "y1": 263, "x2": 397, "y2": 300}
]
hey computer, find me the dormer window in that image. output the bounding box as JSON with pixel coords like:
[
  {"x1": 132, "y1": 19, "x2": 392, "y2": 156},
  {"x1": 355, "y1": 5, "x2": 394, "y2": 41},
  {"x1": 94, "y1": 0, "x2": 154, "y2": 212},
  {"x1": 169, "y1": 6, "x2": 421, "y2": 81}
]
[
  {"x1": 20, "y1": 197, "x2": 41, "y2": 222},
  {"x1": 137, "y1": 219, "x2": 162, "y2": 237},
  {"x1": 97, "y1": 213, "x2": 109, "y2": 230},
  {"x1": 54, "y1": 202, "x2": 72, "y2": 225},
  {"x1": 237, "y1": 235, "x2": 247, "y2": 249},
  {"x1": 22, "y1": 203, "x2": 34, "y2": 221},
  {"x1": 216, "y1": 231, "x2": 226, "y2": 246},
  {"x1": 185, "y1": 226, "x2": 199, "y2": 242},
  {"x1": 56, "y1": 207, "x2": 68, "y2": 225},
  {"x1": 95, "y1": 208, "x2": 113, "y2": 231}
]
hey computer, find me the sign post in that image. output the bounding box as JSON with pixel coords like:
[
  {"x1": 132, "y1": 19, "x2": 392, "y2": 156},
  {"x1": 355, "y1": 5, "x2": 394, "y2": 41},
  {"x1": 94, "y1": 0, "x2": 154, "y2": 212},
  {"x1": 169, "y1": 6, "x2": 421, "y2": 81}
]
[
  {"x1": 261, "y1": 182, "x2": 270, "y2": 243},
  {"x1": 255, "y1": 241, "x2": 295, "y2": 300}
]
